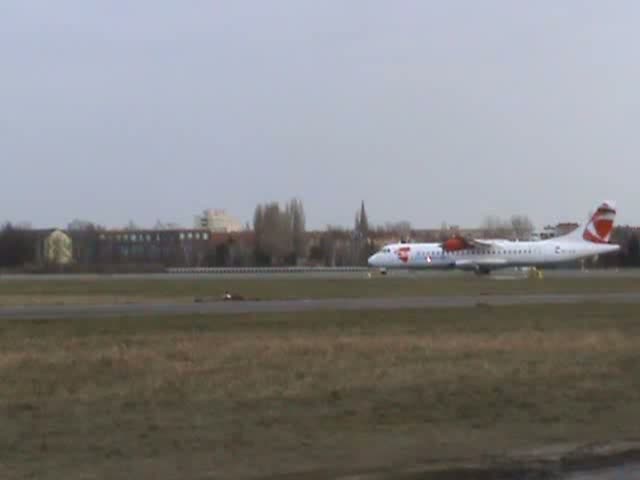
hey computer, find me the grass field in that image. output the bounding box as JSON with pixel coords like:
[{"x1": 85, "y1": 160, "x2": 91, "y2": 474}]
[
  {"x1": 2, "y1": 303, "x2": 640, "y2": 479},
  {"x1": 1, "y1": 275, "x2": 640, "y2": 305}
]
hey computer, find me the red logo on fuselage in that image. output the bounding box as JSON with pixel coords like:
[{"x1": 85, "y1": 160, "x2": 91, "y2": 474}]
[{"x1": 397, "y1": 246, "x2": 411, "y2": 263}]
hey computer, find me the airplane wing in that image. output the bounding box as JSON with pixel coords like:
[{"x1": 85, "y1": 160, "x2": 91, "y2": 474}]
[
  {"x1": 440, "y1": 235, "x2": 501, "y2": 251},
  {"x1": 466, "y1": 238, "x2": 497, "y2": 249}
]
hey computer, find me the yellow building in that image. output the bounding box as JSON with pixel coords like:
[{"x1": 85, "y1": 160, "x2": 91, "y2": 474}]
[{"x1": 43, "y1": 230, "x2": 73, "y2": 265}]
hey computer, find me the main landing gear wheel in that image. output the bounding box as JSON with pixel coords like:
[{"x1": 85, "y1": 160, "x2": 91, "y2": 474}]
[{"x1": 474, "y1": 267, "x2": 491, "y2": 276}]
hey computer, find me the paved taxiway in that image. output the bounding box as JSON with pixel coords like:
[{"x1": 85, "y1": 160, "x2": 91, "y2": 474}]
[
  {"x1": 1, "y1": 292, "x2": 640, "y2": 320},
  {"x1": 562, "y1": 463, "x2": 640, "y2": 479}
]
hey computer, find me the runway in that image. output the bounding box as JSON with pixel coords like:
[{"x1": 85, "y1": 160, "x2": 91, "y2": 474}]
[
  {"x1": 2, "y1": 268, "x2": 640, "y2": 281},
  {"x1": 2, "y1": 292, "x2": 640, "y2": 320}
]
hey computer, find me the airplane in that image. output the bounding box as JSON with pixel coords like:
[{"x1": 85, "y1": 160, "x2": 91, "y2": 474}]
[{"x1": 367, "y1": 201, "x2": 620, "y2": 276}]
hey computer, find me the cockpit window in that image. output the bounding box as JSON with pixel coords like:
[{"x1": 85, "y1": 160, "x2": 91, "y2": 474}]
[{"x1": 380, "y1": 247, "x2": 391, "y2": 253}]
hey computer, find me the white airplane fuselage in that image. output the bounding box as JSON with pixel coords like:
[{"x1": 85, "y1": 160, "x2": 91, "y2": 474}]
[{"x1": 368, "y1": 238, "x2": 619, "y2": 272}]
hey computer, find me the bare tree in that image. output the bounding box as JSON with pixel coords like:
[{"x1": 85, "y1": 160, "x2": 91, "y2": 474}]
[
  {"x1": 253, "y1": 204, "x2": 266, "y2": 264},
  {"x1": 289, "y1": 198, "x2": 306, "y2": 262},
  {"x1": 480, "y1": 215, "x2": 513, "y2": 238},
  {"x1": 261, "y1": 203, "x2": 282, "y2": 263},
  {"x1": 14, "y1": 221, "x2": 33, "y2": 230},
  {"x1": 439, "y1": 222, "x2": 450, "y2": 241},
  {"x1": 253, "y1": 199, "x2": 307, "y2": 265},
  {"x1": 253, "y1": 202, "x2": 292, "y2": 265},
  {"x1": 124, "y1": 220, "x2": 141, "y2": 231},
  {"x1": 67, "y1": 219, "x2": 101, "y2": 266},
  {"x1": 323, "y1": 226, "x2": 352, "y2": 266},
  {"x1": 67, "y1": 219, "x2": 96, "y2": 231},
  {"x1": 510, "y1": 214, "x2": 535, "y2": 240},
  {"x1": 384, "y1": 221, "x2": 412, "y2": 241}
]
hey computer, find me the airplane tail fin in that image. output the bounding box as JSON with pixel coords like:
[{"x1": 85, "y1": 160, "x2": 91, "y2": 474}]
[{"x1": 562, "y1": 201, "x2": 617, "y2": 244}]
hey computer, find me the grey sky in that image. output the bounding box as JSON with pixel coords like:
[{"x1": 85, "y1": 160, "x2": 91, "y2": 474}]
[{"x1": 2, "y1": 1, "x2": 639, "y2": 230}]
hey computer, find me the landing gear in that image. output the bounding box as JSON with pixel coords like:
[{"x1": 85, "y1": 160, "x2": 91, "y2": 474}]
[
  {"x1": 474, "y1": 266, "x2": 491, "y2": 276},
  {"x1": 528, "y1": 267, "x2": 544, "y2": 280}
]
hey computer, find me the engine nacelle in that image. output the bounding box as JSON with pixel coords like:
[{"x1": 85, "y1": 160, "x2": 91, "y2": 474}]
[{"x1": 441, "y1": 236, "x2": 471, "y2": 252}]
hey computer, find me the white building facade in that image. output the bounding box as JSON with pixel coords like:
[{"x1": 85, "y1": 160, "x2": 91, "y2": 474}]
[{"x1": 194, "y1": 209, "x2": 243, "y2": 232}]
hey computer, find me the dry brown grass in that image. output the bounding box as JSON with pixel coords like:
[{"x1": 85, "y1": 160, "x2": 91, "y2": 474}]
[{"x1": 1, "y1": 304, "x2": 640, "y2": 479}]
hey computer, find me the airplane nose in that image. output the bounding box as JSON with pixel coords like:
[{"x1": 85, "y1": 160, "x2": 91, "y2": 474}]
[{"x1": 368, "y1": 254, "x2": 379, "y2": 267}]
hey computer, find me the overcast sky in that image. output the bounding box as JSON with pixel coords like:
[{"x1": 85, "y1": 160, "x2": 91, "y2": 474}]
[{"x1": 2, "y1": 1, "x2": 639, "y2": 230}]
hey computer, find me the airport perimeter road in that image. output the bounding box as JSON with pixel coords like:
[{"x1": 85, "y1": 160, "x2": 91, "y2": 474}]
[{"x1": 2, "y1": 292, "x2": 640, "y2": 320}]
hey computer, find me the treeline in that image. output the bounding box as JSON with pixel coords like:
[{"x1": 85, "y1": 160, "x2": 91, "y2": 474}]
[
  {"x1": 478, "y1": 214, "x2": 535, "y2": 240},
  {"x1": 0, "y1": 224, "x2": 34, "y2": 268},
  {"x1": 306, "y1": 202, "x2": 375, "y2": 266},
  {"x1": 158, "y1": 198, "x2": 374, "y2": 268},
  {"x1": 3, "y1": 205, "x2": 640, "y2": 270},
  {"x1": 235, "y1": 199, "x2": 374, "y2": 266},
  {"x1": 608, "y1": 227, "x2": 640, "y2": 267},
  {"x1": 203, "y1": 198, "x2": 309, "y2": 267}
]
